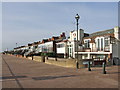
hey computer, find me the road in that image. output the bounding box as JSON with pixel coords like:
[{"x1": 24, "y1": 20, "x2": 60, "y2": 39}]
[{"x1": 1, "y1": 54, "x2": 119, "y2": 88}]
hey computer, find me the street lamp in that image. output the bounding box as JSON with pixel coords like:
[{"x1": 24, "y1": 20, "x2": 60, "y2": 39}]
[{"x1": 75, "y1": 14, "x2": 80, "y2": 69}]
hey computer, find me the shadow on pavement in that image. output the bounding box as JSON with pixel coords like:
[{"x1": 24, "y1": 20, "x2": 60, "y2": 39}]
[
  {"x1": 1, "y1": 75, "x2": 27, "y2": 80},
  {"x1": 106, "y1": 72, "x2": 120, "y2": 74},
  {"x1": 32, "y1": 75, "x2": 78, "y2": 80}
]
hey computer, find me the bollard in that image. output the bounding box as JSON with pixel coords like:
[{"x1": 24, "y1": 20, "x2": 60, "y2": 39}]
[
  {"x1": 46, "y1": 56, "x2": 48, "y2": 60},
  {"x1": 55, "y1": 57, "x2": 57, "y2": 61},
  {"x1": 41, "y1": 56, "x2": 45, "y2": 62},
  {"x1": 76, "y1": 61, "x2": 79, "y2": 69},
  {"x1": 88, "y1": 61, "x2": 91, "y2": 71},
  {"x1": 32, "y1": 55, "x2": 33, "y2": 60},
  {"x1": 102, "y1": 62, "x2": 106, "y2": 74}
]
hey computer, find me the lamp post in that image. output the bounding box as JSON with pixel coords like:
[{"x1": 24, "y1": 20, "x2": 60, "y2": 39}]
[{"x1": 75, "y1": 14, "x2": 80, "y2": 69}]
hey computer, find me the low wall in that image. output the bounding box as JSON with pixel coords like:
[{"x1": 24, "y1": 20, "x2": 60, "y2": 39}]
[
  {"x1": 33, "y1": 56, "x2": 42, "y2": 62},
  {"x1": 27, "y1": 56, "x2": 32, "y2": 60},
  {"x1": 30, "y1": 56, "x2": 86, "y2": 68},
  {"x1": 45, "y1": 60, "x2": 67, "y2": 67},
  {"x1": 45, "y1": 59, "x2": 86, "y2": 68},
  {"x1": 7, "y1": 55, "x2": 91, "y2": 68}
]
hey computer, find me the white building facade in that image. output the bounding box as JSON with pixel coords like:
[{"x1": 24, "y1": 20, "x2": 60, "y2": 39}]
[
  {"x1": 56, "y1": 40, "x2": 68, "y2": 58},
  {"x1": 67, "y1": 26, "x2": 120, "y2": 64}
]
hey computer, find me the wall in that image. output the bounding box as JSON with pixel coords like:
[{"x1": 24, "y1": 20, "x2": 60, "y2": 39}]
[
  {"x1": 37, "y1": 41, "x2": 53, "y2": 53},
  {"x1": 70, "y1": 29, "x2": 84, "y2": 41},
  {"x1": 95, "y1": 36, "x2": 105, "y2": 51},
  {"x1": 67, "y1": 41, "x2": 75, "y2": 58},
  {"x1": 118, "y1": 41, "x2": 120, "y2": 59},
  {"x1": 114, "y1": 26, "x2": 120, "y2": 40},
  {"x1": 30, "y1": 56, "x2": 86, "y2": 68},
  {"x1": 45, "y1": 59, "x2": 85, "y2": 68},
  {"x1": 112, "y1": 41, "x2": 120, "y2": 59},
  {"x1": 56, "y1": 42, "x2": 66, "y2": 54},
  {"x1": 33, "y1": 56, "x2": 42, "y2": 62}
]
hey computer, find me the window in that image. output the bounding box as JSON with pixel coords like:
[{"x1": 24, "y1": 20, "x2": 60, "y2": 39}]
[
  {"x1": 87, "y1": 40, "x2": 90, "y2": 48},
  {"x1": 97, "y1": 39, "x2": 100, "y2": 51},
  {"x1": 84, "y1": 40, "x2": 90, "y2": 48},
  {"x1": 84, "y1": 43, "x2": 87, "y2": 48},
  {"x1": 105, "y1": 37, "x2": 109, "y2": 47},
  {"x1": 101, "y1": 38, "x2": 103, "y2": 51},
  {"x1": 35, "y1": 46, "x2": 37, "y2": 49},
  {"x1": 57, "y1": 44, "x2": 64, "y2": 48},
  {"x1": 70, "y1": 48, "x2": 71, "y2": 53}
]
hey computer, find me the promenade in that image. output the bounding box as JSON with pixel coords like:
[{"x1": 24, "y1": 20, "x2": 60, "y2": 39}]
[{"x1": 1, "y1": 54, "x2": 119, "y2": 88}]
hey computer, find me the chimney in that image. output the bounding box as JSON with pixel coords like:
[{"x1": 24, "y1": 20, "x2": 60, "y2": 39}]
[{"x1": 60, "y1": 32, "x2": 65, "y2": 38}]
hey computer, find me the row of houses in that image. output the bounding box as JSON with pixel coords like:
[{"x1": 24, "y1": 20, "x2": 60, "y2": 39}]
[
  {"x1": 12, "y1": 32, "x2": 66, "y2": 57},
  {"x1": 5, "y1": 26, "x2": 120, "y2": 65}
]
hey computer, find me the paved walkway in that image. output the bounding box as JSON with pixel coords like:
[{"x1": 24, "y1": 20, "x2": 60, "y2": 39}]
[{"x1": 1, "y1": 54, "x2": 119, "y2": 88}]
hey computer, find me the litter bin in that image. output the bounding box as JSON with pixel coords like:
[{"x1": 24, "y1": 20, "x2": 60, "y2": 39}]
[{"x1": 113, "y1": 57, "x2": 120, "y2": 65}]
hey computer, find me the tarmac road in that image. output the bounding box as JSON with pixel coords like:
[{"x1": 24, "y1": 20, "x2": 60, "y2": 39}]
[{"x1": 1, "y1": 54, "x2": 119, "y2": 88}]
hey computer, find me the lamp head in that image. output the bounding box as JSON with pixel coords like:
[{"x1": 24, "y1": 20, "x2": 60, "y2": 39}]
[{"x1": 75, "y1": 14, "x2": 80, "y2": 20}]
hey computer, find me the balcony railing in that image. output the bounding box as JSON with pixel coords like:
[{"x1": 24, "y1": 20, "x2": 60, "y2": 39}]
[
  {"x1": 77, "y1": 47, "x2": 110, "y2": 52},
  {"x1": 77, "y1": 48, "x2": 91, "y2": 52}
]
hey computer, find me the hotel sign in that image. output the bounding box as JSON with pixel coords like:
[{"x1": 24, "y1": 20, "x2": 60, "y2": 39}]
[{"x1": 73, "y1": 33, "x2": 76, "y2": 37}]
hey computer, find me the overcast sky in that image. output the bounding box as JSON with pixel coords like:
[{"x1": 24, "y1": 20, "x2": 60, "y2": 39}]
[{"x1": 2, "y1": 2, "x2": 118, "y2": 51}]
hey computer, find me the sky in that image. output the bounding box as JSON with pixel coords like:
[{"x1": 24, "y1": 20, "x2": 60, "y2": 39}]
[
  {"x1": 0, "y1": 2, "x2": 2, "y2": 52},
  {"x1": 2, "y1": 2, "x2": 118, "y2": 51}
]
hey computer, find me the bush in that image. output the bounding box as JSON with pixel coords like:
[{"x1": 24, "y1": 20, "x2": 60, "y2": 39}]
[
  {"x1": 41, "y1": 52, "x2": 45, "y2": 56},
  {"x1": 41, "y1": 52, "x2": 55, "y2": 57}
]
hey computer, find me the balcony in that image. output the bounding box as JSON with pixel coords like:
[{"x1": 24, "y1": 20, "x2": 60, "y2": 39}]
[
  {"x1": 77, "y1": 48, "x2": 91, "y2": 52},
  {"x1": 77, "y1": 47, "x2": 110, "y2": 52},
  {"x1": 104, "y1": 46, "x2": 110, "y2": 52},
  {"x1": 83, "y1": 48, "x2": 91, "y2": 52}
]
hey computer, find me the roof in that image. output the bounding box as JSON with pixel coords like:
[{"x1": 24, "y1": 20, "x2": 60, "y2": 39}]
[
  {"x1": 28, "y1": 43, "x2": 32, "y2": 46},
  {"x1": 84, "y1": 29, "x2": 114, "y2": 39},
  {"x1": 90, "y1": 29, "x2": 114, "y2": 37},
  {"x1": 14, "y1": 45, "x2": 26, "y2": 49},
  {"x1": 56, "y1": 39, "x2": 68, "y2": 43}
]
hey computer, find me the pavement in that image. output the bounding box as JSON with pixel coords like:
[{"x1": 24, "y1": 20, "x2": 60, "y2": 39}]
[{"x1": 1, "y1": 54, "x2": 119, "y2": 88}]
